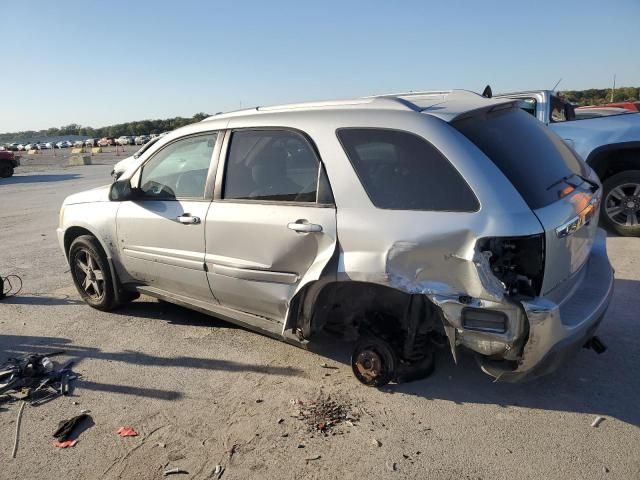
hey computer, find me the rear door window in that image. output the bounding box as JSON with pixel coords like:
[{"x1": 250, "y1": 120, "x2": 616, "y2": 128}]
[
  {"x1": 222, "y1": 129, "x2": 325, "y2": 203},
  {"x1": 452, "y1": 106, "x2": 586, "y2": 209},
  {"x1": 337, "y1": 128, "x2": 479, "y2": 211}
]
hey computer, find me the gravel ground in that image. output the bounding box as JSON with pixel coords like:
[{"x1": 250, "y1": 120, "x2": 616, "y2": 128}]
[{"x1": 1, "y1": 152, "x2": 639, "y2": 480}]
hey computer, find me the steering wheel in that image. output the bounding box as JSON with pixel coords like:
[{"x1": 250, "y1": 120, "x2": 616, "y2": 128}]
[{"x1": 143, "y1": 180, "x2": 174, "y2": 197}]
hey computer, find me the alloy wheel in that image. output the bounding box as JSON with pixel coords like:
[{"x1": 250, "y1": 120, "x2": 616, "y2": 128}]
[
  {"x1": 605, "y1": 183, "x2": 640, "y2": 227},
  {"x1": 74, "y1": 249, "x2": 105, "y2": 300}
]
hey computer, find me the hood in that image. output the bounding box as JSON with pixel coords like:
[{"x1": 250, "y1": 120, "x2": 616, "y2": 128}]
[
  {"x1": 63, "y1": 185, "x2": 111, "y2": 205},
  {"x1": 550, "y1": 112, "x2": 640, "y2": 160}
]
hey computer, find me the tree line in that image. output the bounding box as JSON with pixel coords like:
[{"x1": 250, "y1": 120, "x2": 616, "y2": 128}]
[
  {"x1": 0, "y1": 112, "x2": 210, "y2": 144},
  {"x1": 562, "y1": 87, "x2": 639, "y2": 106},
  {"x1": 3, "y1": 86, "x2": 640, "y2": 144}
]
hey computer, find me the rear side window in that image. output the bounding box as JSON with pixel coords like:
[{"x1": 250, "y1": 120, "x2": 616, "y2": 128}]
[
  {"x1": 337, "y1": 128, "x2": 479, "y2": 211},
  {"x1": 452, "y1": 107, "x2": 586, "y2": 210}
]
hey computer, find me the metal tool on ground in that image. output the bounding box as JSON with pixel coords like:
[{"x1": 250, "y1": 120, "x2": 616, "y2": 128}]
[{"x1": 0, "y1": 352, "x2": 78, "y2": 406}]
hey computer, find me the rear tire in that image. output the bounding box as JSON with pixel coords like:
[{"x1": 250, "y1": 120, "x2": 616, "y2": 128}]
[
  {"x1": 601, "y1": 170, "x2": 640, "y2": 237},
  {"x1": 69, "y1": 235, "x2": 118, "y2": 311}
]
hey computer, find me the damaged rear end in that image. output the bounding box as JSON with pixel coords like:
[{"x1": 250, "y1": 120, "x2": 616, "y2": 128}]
[{"x1": 447, "y1": 104, "x2": 614, "y2": 381}]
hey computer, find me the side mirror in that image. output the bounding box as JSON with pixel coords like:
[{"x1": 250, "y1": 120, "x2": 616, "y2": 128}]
[{"x1": 109, "y1": 178, "x2": 134, "y2": 201}]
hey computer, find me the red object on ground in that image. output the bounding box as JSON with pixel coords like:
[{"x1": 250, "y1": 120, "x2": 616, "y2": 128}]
[
  {"x1": 54, "y1": 439, "x2": 78, "y2": 448},
  {"x1": 117, "y1": 426, "x2": 138, "y2": 437}
]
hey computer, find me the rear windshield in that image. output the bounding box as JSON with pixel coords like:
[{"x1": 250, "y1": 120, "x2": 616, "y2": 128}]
[{"x1": 452, "y1": 107, "x2": 586, "y2": 209}]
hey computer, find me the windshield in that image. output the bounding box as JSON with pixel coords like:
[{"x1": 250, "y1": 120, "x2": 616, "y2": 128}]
[{"x1": 452, "y1": 107, "x2": 586, "y2": 209}]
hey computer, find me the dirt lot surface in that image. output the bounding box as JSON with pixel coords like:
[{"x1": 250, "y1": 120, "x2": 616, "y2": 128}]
[{"x1": 1, "y1": 150, "x2": 639, "y2": 480}]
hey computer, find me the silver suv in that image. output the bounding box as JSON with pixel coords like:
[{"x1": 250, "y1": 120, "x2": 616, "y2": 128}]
[{"x1": 57, "y1": 91, "x2": 614, "y2": 386}]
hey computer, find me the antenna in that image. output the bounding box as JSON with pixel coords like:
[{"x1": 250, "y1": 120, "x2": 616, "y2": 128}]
[{"x1": 551, "y1": 78, "x2": 563, "y2": 92}]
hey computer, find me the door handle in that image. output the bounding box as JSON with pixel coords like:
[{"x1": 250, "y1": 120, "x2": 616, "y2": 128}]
[
  {"x1": 287, "y1": 220, "x2": 322, "y2": 233},
  {"x1": 177, "y1": 214, "x2": 201, "y2": 225}
]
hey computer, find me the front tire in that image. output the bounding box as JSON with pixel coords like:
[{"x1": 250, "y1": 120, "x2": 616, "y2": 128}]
[
  {"x1": 0, "y1": 165, "x2": 13, "y2": 178},
  {"x1": 69, "y1": 235, "x2": 118, "y2": 311},
  {"x1": 601, "y1": 170, "x2": 640, "y2": 237}
]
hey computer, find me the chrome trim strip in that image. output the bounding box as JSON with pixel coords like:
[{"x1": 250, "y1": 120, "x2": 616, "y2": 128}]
[{"x1": 210, "y1": 264, "x2": 298, "y2": 284}]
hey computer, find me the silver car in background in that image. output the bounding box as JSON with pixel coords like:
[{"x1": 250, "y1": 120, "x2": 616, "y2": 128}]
[{"x1": 57, "y1": 91, "x2": 613, "y2": 386}]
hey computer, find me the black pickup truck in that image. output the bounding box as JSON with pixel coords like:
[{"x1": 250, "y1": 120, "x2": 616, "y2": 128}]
[{"x1": 0, "y1": 150, "x2": 19, "y2": 177}]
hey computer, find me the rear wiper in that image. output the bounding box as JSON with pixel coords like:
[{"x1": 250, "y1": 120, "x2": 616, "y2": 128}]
[
  {"x1": 578, "y1": 174, "x2": 599, "y2": 192},
  {"x1": 546, "y1": 174, "x2": 577, "y2": 191}
]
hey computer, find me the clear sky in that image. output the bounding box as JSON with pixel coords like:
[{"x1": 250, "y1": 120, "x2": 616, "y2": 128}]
[{"x1": 2, "y1": 0, "x2": 639, "y2": 132}]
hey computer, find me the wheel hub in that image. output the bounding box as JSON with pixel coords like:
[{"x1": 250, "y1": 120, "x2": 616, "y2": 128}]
[
  {"x1": 623, "y1": 197, "x2": 639, "y2": 212},
  {"x1": 354, "y1": 350, "x2": 382, "y2": 383}
]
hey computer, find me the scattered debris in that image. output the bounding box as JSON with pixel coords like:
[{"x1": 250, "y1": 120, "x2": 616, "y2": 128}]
[
  {"x1": 0, "y1": 352, "x2": 77, "y2": 407},
  {"x1": 281, "y1": 433, "x2": 289, "y2": 438},
  {"x1": 167, "y1": 452, "x2": 185, "y2": 462},
  {"x1": 591, "y1": 416, "x2": 606, "y2": 428},
  {"x1": 277, "y1": 418, "x2": 284, "y2": 424},
  {"x1": 53, "y1": 413, "x2": 90, "y2": 441},
  {"x1": 54, "y1": 439, "x2": 78, "y2": 449},
  {"x1": 386, "y1": 461, "x2": 398, "y2": 472},
  {"x1": 163, "y1": 467, "x2": 189, "y2": 476},
  {"x1": 117, "y1": 426, "x2": 138, "y2": 437},
  {"x1": 372, "y1": 438, "x2": 382, "y2": 447},
  {"x1": 225, "y1": 444, "x2": 237, "y2": 458},
  {"x1": 11, "y1": 401, "x2": 26, "y2": 458},
  {"x1": 603, "y1": 466, "x2": 609, "y2": 473},
  {"x1": 155, "y1": 442, "x2": 166, "y2": 448},
  {"x1": 80, "y1": 409, "x2": 91, "y2": 414},
  {"x1": 305, "y1": 455, "x2": 321, "y2": 462},
  {"x1": 255, "y1": 399, "x2": 263, "y2": 403},
  {"x1": 320, "y1": 363, "x2": 339, "y2": 370},
  {"x1": 294, "y1": 394, "x2": 359, "y2": 434},
  {"x1": 213, "y1": 465, "x2": 225, "y2": 479},
  {"x1": 297, "y1": 443, "x2": 305, "y2": 448}
]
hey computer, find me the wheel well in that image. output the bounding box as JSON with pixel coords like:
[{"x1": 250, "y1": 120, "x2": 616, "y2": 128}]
[
  {"x1": 300, "y1": 281, "x2": 442, "y2": 343},
  {"x1": 63, "y1": 226, "x2": 96, "y2": 256},
  {"x1": 589, "y1": 147, "x2": 640, "y2": 181}
]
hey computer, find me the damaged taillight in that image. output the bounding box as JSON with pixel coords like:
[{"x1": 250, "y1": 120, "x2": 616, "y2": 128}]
[{"x1": 479, "y1": 234, "x2": 545, "y2": 297}]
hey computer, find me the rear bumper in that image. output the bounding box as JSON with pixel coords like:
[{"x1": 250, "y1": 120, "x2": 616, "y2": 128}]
[{"x1": 481, "y1": 228, "x2": 614, "y2": 382}]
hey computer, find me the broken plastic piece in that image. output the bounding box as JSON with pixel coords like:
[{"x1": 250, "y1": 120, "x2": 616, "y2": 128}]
[
  {"x1": 591, "y1": 416, "x2": 605, "y2": 428},
  {"x1": 117, "y1": 426, "x2": 138, "y2": 437},
  {"x1": 163, "y1": 468, "x2": 188, "y2": 476}
]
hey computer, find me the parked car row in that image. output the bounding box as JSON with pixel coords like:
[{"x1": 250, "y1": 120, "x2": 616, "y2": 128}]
[{"x1": 2, "y1": 133, "x2": 165, "y2": 151}]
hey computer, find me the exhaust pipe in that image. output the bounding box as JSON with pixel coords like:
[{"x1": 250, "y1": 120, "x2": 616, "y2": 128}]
[{"x1": 583, "y1": 335, "x2": 607, "y2": 354}]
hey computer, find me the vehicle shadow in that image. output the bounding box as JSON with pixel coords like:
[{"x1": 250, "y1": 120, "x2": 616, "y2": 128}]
[
  {"x1": 112, "y1": 299, "x2": 242, "y2": 330},
  {"x1": 1, "y1": 295, "x2": 84, "y2": 306},
  {"x1": 0, "y1": 331, "x2": 303, "y2": 403},
  {"x1": 0, "y1": 174, "x2": 81, "y2": 184},
  {"x1": 310, "y1": 277, "x2": 640, "y2": 428}
]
